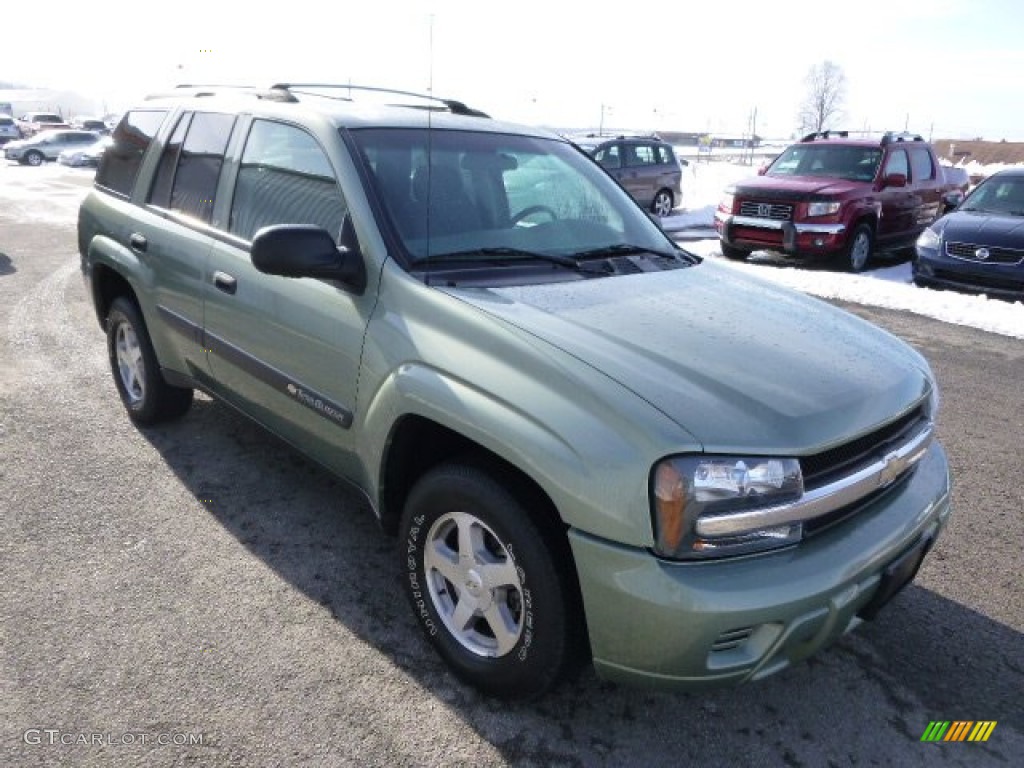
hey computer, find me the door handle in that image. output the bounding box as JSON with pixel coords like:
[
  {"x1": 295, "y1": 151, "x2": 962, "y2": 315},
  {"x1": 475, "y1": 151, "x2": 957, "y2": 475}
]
[
  {"x1": 129, "y1": 233, "x2": 147, "y2": 252},
  {"x1": 213, "y1": 271, "x2": 237, "y2": 295}
]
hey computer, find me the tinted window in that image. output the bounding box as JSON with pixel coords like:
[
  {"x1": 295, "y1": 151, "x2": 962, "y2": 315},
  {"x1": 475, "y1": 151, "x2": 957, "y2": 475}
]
[
  {"x1": 168, "y1": 112, "x2": 235, "y2": 223},
  {"x1": 96, "y1": 110, "x2": 167, "y2": 197},
  {"x1": 625, "y1": 144, "x2": 656, "y2": 167},
  {"x1": 909, "y1": 147, "x2": 935, "y2": 181},
  {"x1": 655, "y1": 145, "x2": 673, "y2": 164},
  {"x1": 594, "y1": 144, "x2": 621, "y2": 169},
  {"x1": 229, "y1": 120, "x2": 345, "y2": 242},
  {"x1": 148, "y1": 113, "x2": 191, "y2": 209}
]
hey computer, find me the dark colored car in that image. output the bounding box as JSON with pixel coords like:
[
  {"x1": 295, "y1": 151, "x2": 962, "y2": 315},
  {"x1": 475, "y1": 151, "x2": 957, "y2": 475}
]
[
  {"x1": 575, "y1": 135, "x2": 683, "y2": 216},
  {"x1": 914, "y1": 168, "x2": 1024, "y2": 300}
]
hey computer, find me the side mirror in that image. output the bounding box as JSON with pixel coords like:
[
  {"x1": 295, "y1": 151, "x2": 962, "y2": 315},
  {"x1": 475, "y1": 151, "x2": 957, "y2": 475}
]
[
  {"x1": 883, "y1": 172, "x2": 908, "y2": 188},
  {"x1": 757, "y1": 165, "x2": 768, "y2": 176},
  {"x1": 941, "y1": 190, "x2": 964, "y2": 213},
  {"x1": 251, "y1": 224, "x2": 366, "y2": 294}
]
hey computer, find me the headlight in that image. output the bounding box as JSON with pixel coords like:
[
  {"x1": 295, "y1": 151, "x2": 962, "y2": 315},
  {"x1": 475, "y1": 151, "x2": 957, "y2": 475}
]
[
  {"x1": 916, "y1": 227, "x2": 941, "y2": 250},
  {"x1": 807, "y1": 201, "x2": 841, "y2": 217},
  {"x1": 652, "y1": 456, "x2": 804, "y2": 559},
  {"x1": 718, "y1": 187, "x2": 735, "y2": 212}
]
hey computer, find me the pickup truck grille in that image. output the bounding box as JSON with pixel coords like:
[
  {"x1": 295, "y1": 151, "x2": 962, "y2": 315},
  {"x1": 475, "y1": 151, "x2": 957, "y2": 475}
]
[
  {"x1": 738, "y1": 201, "x2": 793, "y2": 220},
  {"x1": 945, "y1": 241, "x2": 1024, "y2": 265}
]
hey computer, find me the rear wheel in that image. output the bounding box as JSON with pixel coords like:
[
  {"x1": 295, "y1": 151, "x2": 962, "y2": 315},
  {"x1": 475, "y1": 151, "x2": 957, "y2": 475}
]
[
  {"x1": 24, "y1": 150, "x2": 44, "y2": 166},
  {"x1": 651, "y1": 189, "x2": 674, "y2": 217},
  {"x1": 106, "y1": 297, "x2": 193, "y2": 424},
  {"x1": 400, "y1": 462, "x2": 584, "y2": 699},
  {"x1": 720, "y1": 243, "x2": 751, "y2": 261}
]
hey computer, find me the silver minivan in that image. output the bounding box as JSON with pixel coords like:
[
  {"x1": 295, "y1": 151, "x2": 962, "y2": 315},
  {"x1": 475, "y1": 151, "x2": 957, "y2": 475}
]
[
  {"x1": 3, "y1": 130, "x2": 100, "y2": 166},
  {"x1": 578, "y1": 135, "x2": 684, "y2": 216}
]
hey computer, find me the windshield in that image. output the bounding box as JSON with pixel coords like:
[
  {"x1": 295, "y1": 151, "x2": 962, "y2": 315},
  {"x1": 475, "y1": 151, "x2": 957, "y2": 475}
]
[
  {"x1": 960, "y1": 176, "x2": 1024, "y2": 215},
  {"x1": 349, "y1": 128, "x2": 674, "y2": 267},
  {"x1": 767, "y1": 144, "x2": 882, "y2": 182}
]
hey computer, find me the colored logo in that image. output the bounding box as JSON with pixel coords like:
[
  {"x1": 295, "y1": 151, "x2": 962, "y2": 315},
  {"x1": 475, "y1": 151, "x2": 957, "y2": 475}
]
[{"x1": 920, "y1": 721, "x2": 996, "y2": 742}]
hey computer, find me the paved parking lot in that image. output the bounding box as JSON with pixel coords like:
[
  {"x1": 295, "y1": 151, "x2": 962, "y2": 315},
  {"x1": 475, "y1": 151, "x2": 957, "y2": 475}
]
[{"x1": 1, "y1": 162, "x2": 1021, "y2": 767}]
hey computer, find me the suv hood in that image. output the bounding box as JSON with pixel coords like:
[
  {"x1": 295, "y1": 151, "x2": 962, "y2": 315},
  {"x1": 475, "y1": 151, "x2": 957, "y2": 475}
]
[
  {"x1": 734, "y1": 174, "x2": 865, "y2": 200},
  {"x1": 445, "y1": 265, "x2": 930, "y2": 454}
]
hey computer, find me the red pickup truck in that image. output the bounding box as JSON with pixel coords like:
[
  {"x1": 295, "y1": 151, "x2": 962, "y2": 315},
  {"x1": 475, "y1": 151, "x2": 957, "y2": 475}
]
[{"x1": 715, "y1": 131, "x2": 968, "y2": 271}]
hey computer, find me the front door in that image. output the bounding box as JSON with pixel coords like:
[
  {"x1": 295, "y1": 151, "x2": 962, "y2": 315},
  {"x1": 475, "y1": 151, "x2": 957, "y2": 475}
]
[{"x1": 202, "y1": 118, "x2": 374, "y2": 477}]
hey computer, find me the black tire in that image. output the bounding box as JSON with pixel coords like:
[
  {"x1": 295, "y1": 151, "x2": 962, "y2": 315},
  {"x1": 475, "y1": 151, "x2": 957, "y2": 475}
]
[
  {"x1": 651, "y1": 189, "x2": 674, "y2": 217},
  {"x1": 25, "y1": 150, "x2": 45, "y2": 167},
  {"x1": 720, "y1": 243, "x2": 750, "y2": 261},
  {"x1": 843, "y1": 222, "x2": 874, "y2": 272},
  {"x1": 106, "y1": 296, "x2": 193, "y2": 424},
  {"x1": 400, "y1": 462, "x2": 584, "y2": 699}
]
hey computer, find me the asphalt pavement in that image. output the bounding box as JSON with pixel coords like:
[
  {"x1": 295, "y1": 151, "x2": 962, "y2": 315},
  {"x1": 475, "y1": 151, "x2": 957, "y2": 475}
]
[{"x1": 1, "y1": 162, "x2": 1021, "y2": 767}]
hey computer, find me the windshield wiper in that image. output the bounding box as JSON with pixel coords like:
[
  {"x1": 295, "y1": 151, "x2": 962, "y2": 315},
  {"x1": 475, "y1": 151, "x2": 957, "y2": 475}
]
[
  {"x1": 572, "y1": 243, "x2": 699, "y2": 264},
  {"x1": 422, "y1": 247, "x2": 612, "y2": 274}
]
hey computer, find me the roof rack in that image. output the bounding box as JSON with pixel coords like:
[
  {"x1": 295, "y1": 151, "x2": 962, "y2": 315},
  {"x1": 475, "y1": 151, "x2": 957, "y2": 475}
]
[
  {"x1": 269, "y1": 83, "x2": 489, "y2": 117},
  {"x1": 800, "y1": 130, "x2": 849, "y2": 142},
  {"x1": 144, "y1": 84, "x2": 297, "y2": 102},
  {"x1": 880, "y1": 131, "x2": 924, "y2": 145},
  {"x1": 144, "y1": 82, "x2": 488, "y2": 116}
]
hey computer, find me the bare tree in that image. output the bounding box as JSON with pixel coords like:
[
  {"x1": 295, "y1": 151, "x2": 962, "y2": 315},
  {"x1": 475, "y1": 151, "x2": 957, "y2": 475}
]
[{"x1": 797, "y1": 61, "x2": 847, "y2": 135}]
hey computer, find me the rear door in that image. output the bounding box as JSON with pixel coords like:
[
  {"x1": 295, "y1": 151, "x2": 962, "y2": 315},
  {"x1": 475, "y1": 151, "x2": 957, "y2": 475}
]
[
  {"x1": 137, "y1": 110, "x2": 237, "y2": 382},
  {"x1": 908, "y1": 146, "x2": 943, "y2": 230}
]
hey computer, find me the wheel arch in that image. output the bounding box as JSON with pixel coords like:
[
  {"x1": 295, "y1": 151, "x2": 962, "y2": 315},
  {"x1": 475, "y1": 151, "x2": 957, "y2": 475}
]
[
  {"x1": 378, "y1": 414, "x2": 564, "y2": 541},
  {"x1": 90, "y1": 262, "x2": 138, "y2": 330}
]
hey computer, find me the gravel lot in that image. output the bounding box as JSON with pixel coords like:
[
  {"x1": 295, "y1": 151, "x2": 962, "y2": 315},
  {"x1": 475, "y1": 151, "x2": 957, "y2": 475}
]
[{"x1": 1, "y1": 162, "x2": 1021, "y2": 767}]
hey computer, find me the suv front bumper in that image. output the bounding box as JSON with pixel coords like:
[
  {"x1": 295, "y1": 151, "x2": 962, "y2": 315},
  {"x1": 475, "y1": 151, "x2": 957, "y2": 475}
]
[
  {"x1": 569, "y1": 441, "x2": 951, "y2": 691},
  {"x1": 715, "y1": 211, "x2": 847, "y2": 256}
]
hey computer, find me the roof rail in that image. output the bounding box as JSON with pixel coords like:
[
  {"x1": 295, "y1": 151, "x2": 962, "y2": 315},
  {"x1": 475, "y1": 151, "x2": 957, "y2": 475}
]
[
  {"x1": 800, "y1": 130, "x2": 850, "y2": 142},
  {"x1": 144, "y1": 84, "x2": 297, "y2": 102},
  {"x1": 881, "y1": 131, "x2": 925, "y2": 145},
  {"x1": 268, "y1": 83, "x2": 489, "y2": 117}
]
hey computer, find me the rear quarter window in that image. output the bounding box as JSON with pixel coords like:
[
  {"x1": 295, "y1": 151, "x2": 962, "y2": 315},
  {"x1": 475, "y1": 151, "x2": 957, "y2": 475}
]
[{"x1": 95, "y1": 110, "x2": 168, "y2": 198}]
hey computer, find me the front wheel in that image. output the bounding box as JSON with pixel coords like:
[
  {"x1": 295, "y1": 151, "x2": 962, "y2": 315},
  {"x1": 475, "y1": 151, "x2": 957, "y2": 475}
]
[
  {"x1": 400, "y1": 463, "x2": 584, "y2": 699},
  {"x1": 720, "y1": 243, "x2": 751, "y2": 261},
  {"x1": 844, "y1": 223, "x2": 874, "y2": 272},
  {"x1": 106, "y1": 297, "x2": 193, "y2": 424},
  {"x1": 651, "y1": 189, "x2": 674, "y2": 217},
  {"x1": 24, "y1": 150, "x2": 44, "y2": 166}
]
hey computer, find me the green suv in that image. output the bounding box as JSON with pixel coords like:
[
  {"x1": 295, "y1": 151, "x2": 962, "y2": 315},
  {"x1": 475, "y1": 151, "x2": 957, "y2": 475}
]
[{"x1": 78, "y1": 84, "x2": 952, "y2": 699}]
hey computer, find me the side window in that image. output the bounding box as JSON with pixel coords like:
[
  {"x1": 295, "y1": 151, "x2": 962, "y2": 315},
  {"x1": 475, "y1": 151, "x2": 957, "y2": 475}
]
[
  {"x1": 594, "y1": 144, "x2": 621, "y2": 169},
  {"x1": 166, "y1": 112, "x2": 235, "y2": 223},
  {"x1": 909, "y1": 147, "x2": 935, "y2": 182},
  {"x1": 95, "y1": 110, "x2": 167, "y2": 197},
  {"x1": 625, "y1": 144, "x2": 656, "y2": 167},
  {"x1": 148, "y1": 113, "x2": 191, "y2": 209},
  {"x1": 883, "y1": 149, "x2": 909, "y2": 178},
  {"x1": 654, "y1": 145, "x2": 673, "y2": 165},
  {"x1": 229, "y1": 120, "x2": 346, "y2": 242}
]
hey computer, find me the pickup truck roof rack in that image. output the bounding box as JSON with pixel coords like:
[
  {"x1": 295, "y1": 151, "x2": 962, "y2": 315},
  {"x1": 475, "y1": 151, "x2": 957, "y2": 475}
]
[
  {"x1": 800, "y1": 130, "x2": 849, "y2": 142},
  {"x1": 144, "y1": 83, "x2": 489, "y2": 117},
  {"x1": 880, "y1": 131, "x2": 925, "y2": 145}
]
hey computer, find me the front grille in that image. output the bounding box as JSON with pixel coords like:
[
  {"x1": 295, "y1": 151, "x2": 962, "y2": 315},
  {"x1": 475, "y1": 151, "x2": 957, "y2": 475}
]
[
  {"x1": 739, "y1": 201, "x2": 793, "y2": 220},
  {"x1": 800, "y1": 405, "x2": 928, "y2": 489},
  {"x1": 946, "y1": 241, "x2": 1024, "y2": 265}
]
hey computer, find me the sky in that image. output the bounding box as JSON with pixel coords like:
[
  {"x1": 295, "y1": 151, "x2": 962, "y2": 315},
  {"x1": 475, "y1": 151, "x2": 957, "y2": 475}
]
[{"x1": 3, "y1": 0, "x2": 1024, "y2": 140}]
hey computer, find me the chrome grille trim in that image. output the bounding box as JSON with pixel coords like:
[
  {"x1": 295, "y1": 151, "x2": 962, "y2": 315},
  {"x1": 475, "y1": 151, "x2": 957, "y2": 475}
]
[
  {"x1": 739, "y1": 201, "x2": 794, "y2": 220},
  {"x1": 945, "y1": 241, "x2": 1024, "y2": 265},
  {"x1": 695, "y1": 422, "x2": 934, "y2": 538}
]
